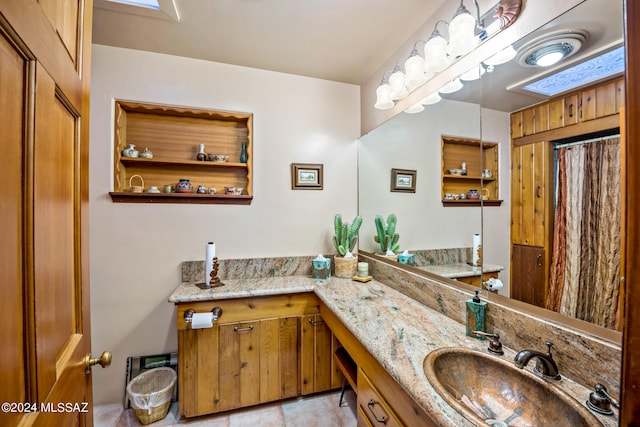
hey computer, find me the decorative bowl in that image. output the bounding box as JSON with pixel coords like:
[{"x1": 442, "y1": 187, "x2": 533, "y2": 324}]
[
  {"x1": 448, "y1": 168, "x2": 463, "y2": 176},
  {"x1": 207, "y1": 153, "x2": 228, "y2": 162},
  {"x1": 224, "y1": 186, "x2": 243, "y2": 195}
]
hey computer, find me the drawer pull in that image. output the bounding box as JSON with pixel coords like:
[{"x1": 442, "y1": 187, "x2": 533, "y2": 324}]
[
  {"x1": 234, "y1": 325, "x2": 254, "y2": 332},
  {"x1": 308, "y1": 318, "x2": 324, "y2": 325},
  {"x1": 367, "y1": 399, "x2": 388, "y2": 424}
]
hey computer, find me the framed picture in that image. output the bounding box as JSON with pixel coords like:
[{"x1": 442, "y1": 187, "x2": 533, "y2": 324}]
[
  {"x1": 291, "y1": 163, "x2": 323, "y2": 190},
  {"x1": 391, "y1": 168, "x2": 416, "y2": 193}
]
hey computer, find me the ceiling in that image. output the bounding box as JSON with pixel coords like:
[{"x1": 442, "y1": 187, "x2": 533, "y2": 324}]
[
  {"x1": 92, "y1": 0, "x2": 624, "y2": 113},
  {"x1": 92, "y1": 0, "x2": 447, "y2": 86}
]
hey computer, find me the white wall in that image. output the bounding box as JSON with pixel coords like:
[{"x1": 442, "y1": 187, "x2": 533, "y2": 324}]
[
  {"x1": 359, "y1": 100, "x2": 483, "y2": 252},
  {"x1": 89, "y1": 45, "x2": 360, "y2": 405}
]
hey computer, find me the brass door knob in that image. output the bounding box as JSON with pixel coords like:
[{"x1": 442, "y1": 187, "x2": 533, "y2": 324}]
[{"x1": 85, "y1": 351, "x2": 112, "y2": 373}]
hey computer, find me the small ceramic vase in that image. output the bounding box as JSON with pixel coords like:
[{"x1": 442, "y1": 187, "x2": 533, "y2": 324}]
[
  {"x1": 139, "y1": 147, "x2": 153, "y2": 159},
  {"x1": 240, "y1": 143, "x2": 248, "y2": 163},
  {"x1": 146, "y1": 186, "x2": 160, "y2": 193},
  {"x1": 122, "y1": 144, "x2": 139, "y2": 158},
  {"x1": 468, "y1": 189, "x2": 480, "y2": 200},
  {"x1": 175, "y1": 179, "x2": 193, "y2": 193},
  {"x1": 196, "y1": 185, "x2": 206, "y2": 194},
  {"x1": 196, "y1": 143, "x2": 207, "y2": 161}
]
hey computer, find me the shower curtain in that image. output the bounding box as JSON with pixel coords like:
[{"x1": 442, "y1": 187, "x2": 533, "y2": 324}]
[{"x1": 545, "y1": 137, "x2": 621, "y2": 329}]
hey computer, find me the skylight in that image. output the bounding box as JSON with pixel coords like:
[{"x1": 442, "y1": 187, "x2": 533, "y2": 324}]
[
  {"x1": 106, "y1": 0, "x2": 159, "y2": 9},
  {"x1": 521, "y1": 46, "x2": 625, "y2": 97}
]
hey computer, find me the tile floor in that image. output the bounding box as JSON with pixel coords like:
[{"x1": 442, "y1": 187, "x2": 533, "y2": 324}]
[{"x1": 94, "y1": 390, "x2": 357, "y2": 427}]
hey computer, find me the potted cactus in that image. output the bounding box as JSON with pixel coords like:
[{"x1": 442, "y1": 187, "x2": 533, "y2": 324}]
[
  {"x1": 374, "y1": 214, "x2": 400, "y2": 260},
  {"x1": 332, "y1": 214, "x2": 363, "y2": 278}
]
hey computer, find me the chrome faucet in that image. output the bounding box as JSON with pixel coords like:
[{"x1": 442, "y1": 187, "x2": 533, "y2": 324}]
[{"x1": 514, "y1": 341, "x2": 561, "y2": 380}]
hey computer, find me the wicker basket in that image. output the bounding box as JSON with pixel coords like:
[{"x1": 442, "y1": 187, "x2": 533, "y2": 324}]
[
  {"x1": 129, "y1": 174, "x2": 144, "y2": 193},
  {"x1": 126, "y1": 367, "x2": 176, "y2": 425}
]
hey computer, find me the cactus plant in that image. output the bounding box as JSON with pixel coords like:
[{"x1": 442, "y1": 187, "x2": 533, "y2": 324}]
[
  {"x1": 332, "y1": 214, "x2": 363, "y2": 257},
  {"x1": 374, "y1": 214, "x2": 400, "y2": 255}
]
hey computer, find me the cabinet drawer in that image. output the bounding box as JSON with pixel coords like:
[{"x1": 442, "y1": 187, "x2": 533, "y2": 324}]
[
  {"x1": 358, "y1": 368, "x2": 402, "y2": 427},
  {"x1": 176, "y1": 292, "x2": 320, "y2": 329}
]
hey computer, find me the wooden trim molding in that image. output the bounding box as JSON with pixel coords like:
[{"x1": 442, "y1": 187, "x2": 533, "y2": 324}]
[
  {"x1": 621, "y1": 0, "x2": 640, "y2": 424},
  {"x1": 512, "y1": 114, "x2": 620, "y2": 147}
]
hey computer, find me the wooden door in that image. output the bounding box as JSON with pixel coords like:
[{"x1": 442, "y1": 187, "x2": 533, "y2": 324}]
[
  {"x1": 511, "y1": 245, "x2": 546, "y2": 307},
  {"x1": 510, "y1": 141, "x2": 553, "y2": 247},
  {"x1": 0, "y1": 1, "x2": 95, "y2": 426}
]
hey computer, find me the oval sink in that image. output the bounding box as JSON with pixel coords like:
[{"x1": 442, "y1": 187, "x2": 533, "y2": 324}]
[{"x1": 423, "y1": 347, "x2": 602, "y2": 426}]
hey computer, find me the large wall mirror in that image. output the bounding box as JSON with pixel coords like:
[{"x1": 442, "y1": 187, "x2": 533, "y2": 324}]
[{"x1": 358, "y1": 0, "x2": 623, "y2": 335}]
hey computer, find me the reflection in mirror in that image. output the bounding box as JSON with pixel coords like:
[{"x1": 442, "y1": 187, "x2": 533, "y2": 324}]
[
  {"x1": 358, "y1": 69, "x2": 499, "y2": 290},
  {"x1": 358, "y1": 0, "x2": 624, "y2": 333},
  {"x1": 480, "y1": 0, "x2": 624, "y2": 331}
]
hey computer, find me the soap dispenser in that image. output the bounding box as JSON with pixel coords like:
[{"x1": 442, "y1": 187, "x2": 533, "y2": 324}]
[{"x1": 466, "y1": 289, "x2": 487, "y2": 339}]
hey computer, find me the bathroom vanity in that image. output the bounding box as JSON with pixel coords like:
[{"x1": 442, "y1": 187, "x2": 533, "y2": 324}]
[{"x1": 169, "y1": 271, "x2": 616, "y2": 426}]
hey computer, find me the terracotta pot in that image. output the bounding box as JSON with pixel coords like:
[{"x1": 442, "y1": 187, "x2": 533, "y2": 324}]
[{"x1": 334, "y1": 256, "x2": 358, "y2": 278}]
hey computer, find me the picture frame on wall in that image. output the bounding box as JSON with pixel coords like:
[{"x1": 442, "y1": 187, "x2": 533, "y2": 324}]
[
  {"x1": 390, "y1": 168, "x2": 416, "y2": 193},
  {"x1": 291, "y1": 163, "x2": 323, "y2": 190}
]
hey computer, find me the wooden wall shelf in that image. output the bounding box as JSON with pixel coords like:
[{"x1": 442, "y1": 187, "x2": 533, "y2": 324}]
[
  {"x1": 442, "y1": 200, "x2": 503, "y2": 207},
  {"x1": 111, "y1": 100, "x2": 253, "y2": 204},
  {"x1": 441, "y1": 135, "x2": 501, "y2": 206},
  {"x1": 109, "y1": 192, "x2": 253, "y2": 205}
]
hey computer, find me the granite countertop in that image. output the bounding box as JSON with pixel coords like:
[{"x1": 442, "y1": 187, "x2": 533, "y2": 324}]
[
  {"x1": 168, "y1": 276, "x2": 317, "y2": 303},
  {"x1": 415, "y1": 263, "x2": 503, "y2": 279},
  {"x1": 168, "y1": 277, "x2": 615, "y2": 426}
]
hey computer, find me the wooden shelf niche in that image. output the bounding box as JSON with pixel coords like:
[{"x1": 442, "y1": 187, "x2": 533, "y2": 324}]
[
  {"x1": 441, "y1": 135, "x2": 502, "y2": 207},
  {"x1": 110, "y1": 101, "x2": 253, "y2": 204}
]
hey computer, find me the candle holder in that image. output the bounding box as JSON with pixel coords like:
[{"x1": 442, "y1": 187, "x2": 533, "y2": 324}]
[{"x1": 197, "y1": 256, "x2": 225, "y2": 289}]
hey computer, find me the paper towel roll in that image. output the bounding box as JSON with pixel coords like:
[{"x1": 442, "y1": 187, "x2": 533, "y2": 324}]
[
  {"x1": 205, "y1": 242, "x2": 216, "y2": 285},
  {"x1": 472, "y1": 233, "x2": 482, "y2": 266},
  {"x1": 192, "y1": 312, "x2": 214, "y2": 329}
]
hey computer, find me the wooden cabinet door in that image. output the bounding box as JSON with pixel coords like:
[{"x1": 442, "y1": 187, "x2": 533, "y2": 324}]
[
  {"x1": 510, "y1": 141, "x2": 553, "y2": 246},
  {"x1": 580, "y1": 87, "x2": 597, "y2": 121},
  {"x1": 548, "y1": 99, "x2": 565, "y2": 130},
  {"x1": 511, "y1": 245, "x2": 547, "y2": 307},
  {"x1": 179, "y1": 316, "x2": 300, "y2": 418},
  {"x1": 596, "y1": 80, "x2": 619, "y2": 118},
  {"x1": 301, "y1": 314, "x2": 334, "y2": 395},
  {"x1": 564, "y1": 94, "x2": 579, "y2": 126},
  {"x1": 219, "y1": 321, "x2": 261, "y2": 411},
  {"x1": 0, "y1": 1, "x2": 94, "y2": 426}
]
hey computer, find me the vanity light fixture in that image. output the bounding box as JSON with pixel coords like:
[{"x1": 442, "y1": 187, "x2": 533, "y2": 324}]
[
  {"x1": 483, "y1": 45, "x2": 517, "y2": 66},
  {"x1": 374, "y1": 71, "x2": 394, "y2": 110},
  {"x1": 388, "y1": 58, "x2": 410, "y2": 100},
  {"x1": 447, "y1": 0, "x2": 480, "y2": 59},
  {"x1": 460, "y1": 64, "x2": 486, "y2": 81},
  {"x1": 404, "y1": 102, "x2": 425, "y2": 114},
  {"x1": 373, "y1": 0, "x2": 522, "y2": 111},
  {"x1": 405, "y1": 41, "x2": 428, "y2": 91},
  {"x1": 420, "y1": 91, "x2": 442, "y2": 105},
  {"x1": 423, "y1": 20, "x2": 451, "y2": 77},
  {"x1": 439, "y1": 78, "x2": 464, "y2": 94}
]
